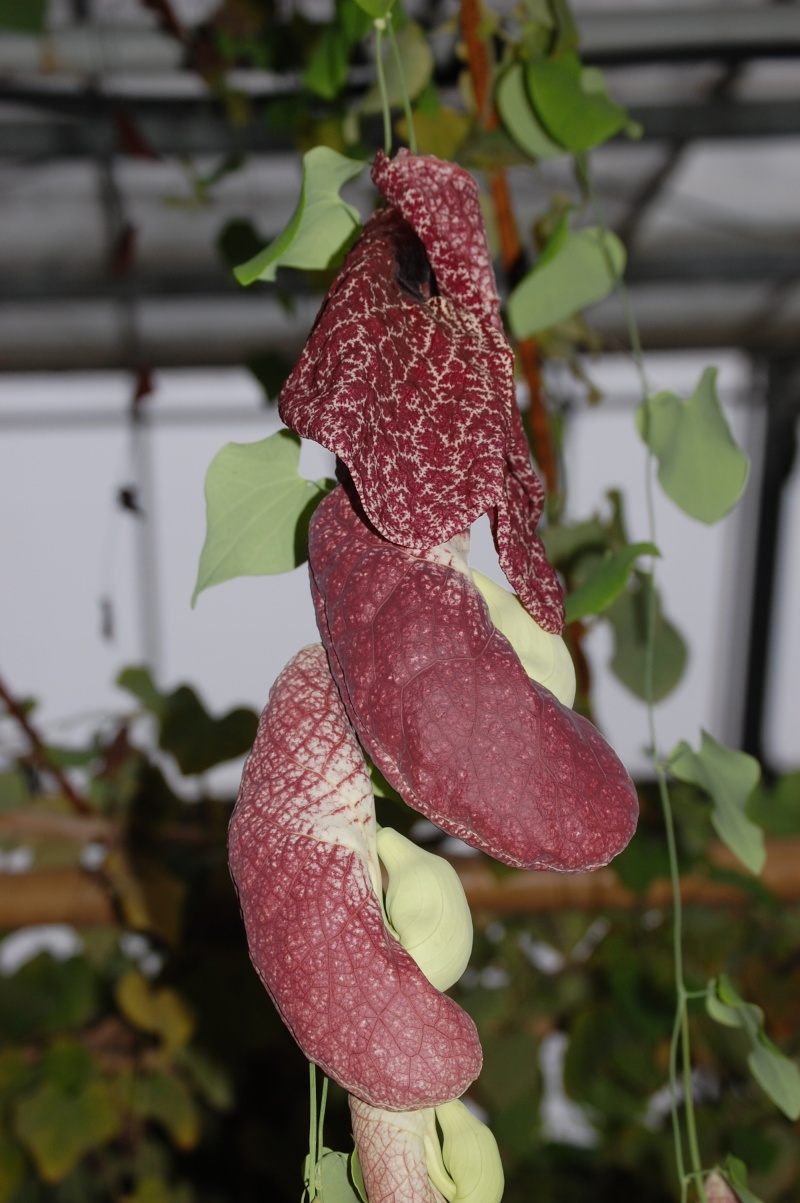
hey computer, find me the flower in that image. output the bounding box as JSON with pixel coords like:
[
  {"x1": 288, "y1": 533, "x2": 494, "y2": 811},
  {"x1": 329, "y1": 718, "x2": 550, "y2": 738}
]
[{"x1": 279, "y1": 150, "x2": 564, "y2": 633}]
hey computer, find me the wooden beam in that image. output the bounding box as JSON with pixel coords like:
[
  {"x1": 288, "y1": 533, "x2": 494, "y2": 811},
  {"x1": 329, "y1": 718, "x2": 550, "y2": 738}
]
[{"x1": 0, "y1": 841, "x2": 797, "y2": 932}]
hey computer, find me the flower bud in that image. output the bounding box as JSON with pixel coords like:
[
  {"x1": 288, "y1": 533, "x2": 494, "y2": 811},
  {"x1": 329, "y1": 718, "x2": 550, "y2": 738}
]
[
  {"x1": 377, "y1": 827, "x2": 473, "y2": 992},
  {"x1": 433, "y1": 1099, "x2": 504, "y2": 1203},
  {"x1": 471, "y1": 569, "x2": 576, "y2": 706}
]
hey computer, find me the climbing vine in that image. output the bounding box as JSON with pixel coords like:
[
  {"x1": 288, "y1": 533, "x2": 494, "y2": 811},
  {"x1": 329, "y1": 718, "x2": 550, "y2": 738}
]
[{"x1": 1, "y1": 2, "x2": 799, "y2": 1202}]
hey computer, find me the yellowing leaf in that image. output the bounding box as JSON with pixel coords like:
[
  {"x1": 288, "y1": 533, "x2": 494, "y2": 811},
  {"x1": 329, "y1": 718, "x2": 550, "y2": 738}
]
[
  {"x1": 192, "y1": 430, "x2": 334, "y2": 604},
  {"x1": 233, "y1": 147, "x2": 366, "y2": 285},
  {"x1": 636, "y1": 367, "x2": 749, "y2": 524},
  {"x1": 670, "y1": 733, "x2": 764, "y2": 875},
  {"x1": 13, "y1": 1079, "x2": 120, "y2": 1183},
  {"x1": 104, "y1": 851, "x2": 187, "y2": 947},
  {"x1": 115, "y1": 970, "x2": 194, "y2": 1051},
  {"x1": 397, "y1": 107, "x2": 470, "y2": 161},
  {"x1": 508, "y1": 226, "x2": 625, "y2": 339}
]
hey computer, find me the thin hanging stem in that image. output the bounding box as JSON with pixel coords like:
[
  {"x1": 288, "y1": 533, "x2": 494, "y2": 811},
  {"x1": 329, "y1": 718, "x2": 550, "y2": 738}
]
[
  {"x1": 374, "y1": 20, "x2": 392, "y2": 156},
  {"x1": 317, "y1": 1073, "x2": 329, "y2": 1157},
  {"x1": 386, "y1": 16, "x2": 417, "y2": 153},
  {"x1": 307, "y1": 1062, "x2": 318, "y2": 1202},
  {"x1": 584, "y1": 161, "x2": 708, "y2": 1203}
]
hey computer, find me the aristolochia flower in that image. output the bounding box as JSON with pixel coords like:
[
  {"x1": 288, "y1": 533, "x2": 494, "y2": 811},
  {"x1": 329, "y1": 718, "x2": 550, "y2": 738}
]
[{"x1": 279, "y1": 149, "x2": 564, "y2": 634}]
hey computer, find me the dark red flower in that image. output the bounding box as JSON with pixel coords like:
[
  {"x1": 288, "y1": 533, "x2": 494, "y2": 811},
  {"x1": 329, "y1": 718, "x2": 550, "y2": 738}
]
[
  {"x1": 279, "y1": 151, "x2": 564, "y2": 634},
  {"x1": 309, "y1": 486, "x2": 638, "y2": 872},
  {"x1": 229, "y1": 644, "x2": 482, "y2": 1110}
]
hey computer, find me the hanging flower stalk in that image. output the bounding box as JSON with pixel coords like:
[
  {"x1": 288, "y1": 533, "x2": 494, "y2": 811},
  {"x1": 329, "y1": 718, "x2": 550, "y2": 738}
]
[{"x1": 228, "y1": 150, "x2": 638, "y2": 1198}]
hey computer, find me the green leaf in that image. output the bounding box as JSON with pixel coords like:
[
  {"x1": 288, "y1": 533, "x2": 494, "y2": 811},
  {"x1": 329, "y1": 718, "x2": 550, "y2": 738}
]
[
  {"x1": 13, "y1": 1078, "x2": 120, "y2": 1183},
  {"x1": 0, "y1": 955, "x2": 99, "y2": 1042},
  {"x1": 217, "y1": 219, "x2": 264, "y2": 272},
  {"x1": 360, "y1": 22, "x2": 434, "y2": 114},
  {"x1": 352, "y1": 0, "x2": 393, "y2": 19},
  {"x1": 540, "y1": 514, "x2": 609, "y2": 569},
  {"x1": 41, "y1": 1041, "x2": 93, "y2": 1093},
  {"x1": 669, "y1": 732, "x2": 764, "y2": 875},
  {"x1": 193, "y1": 430, "x2": 333, "y2": 603},
  {"x1": 350, "y1": 1149, "x2": 368, "y2": 1203},
  {"x1": 507, "y1": 225, "x2": 625, "y2": 339},
  {"x1": 313, "y1": 1151, "x2": 364, "y2": 1202},
  {"x1": 43, "y1": 744, "x2": 98, "y2": 769},
  {"x1": 397, "y1": 106, "x2": 470, "y2": 161},
  {"x1": 117, "y1": 1070, "x2": 201, "y2": 1150},
  {"x1": 340, "y1": 0, "x2": 374, "y2": 42},
  {"x1": 0, "y1": 769, "x2": 30, "y2": 810},
  {"x1": 565, "y1": 541, "x2": 659, "y2": 624},
  {"x1": 117, "y1": 666, "x2": 258, "y2": 774},
  {"x1": 246, "y1": 350, "x2": 294, "y2": 403},
  {"x1": 636, "y1": 367, "x2": 749, "y2": 524},
  {"x1": 115, "y1": 970, "x2": 194, "y2": 1051},
  {"x1": 117, "y1": 664, "x2": 165, "y2": 715},
  {"x1": 526, "y1": 52, "x2": 629, "y2": 152},
  {"x1": 495, "y1": 63, "x2": 563, "y2": 161},
  {"x1": 706, "y1": 976, "x2": 800, "y2": 1120},
  {"x1": 723, "y1": 1155, "x2": 766, "y2": 1203},
  {"x1": 747, "y1": 771, "x2": 800, "y2": 836},
  {"x1": 0, "y1": 0, "x2": 46, "y2": 32},
  {"x1": 126, "y1": 1177, "x2": 192, "y2": 1203},
  {"x1": 175, "y1": 1048, "x2": 233, "y2": 1111},
  {"x1": 234, "y1": 147, "x2": 365, "y2": 285},
  {"x1": 304, "y1": 24, "x2": 351, "y2": 100},
  {"x1": 604, "y1": 572, "x2": 687, "y2": 702},
  {"x1": 0, "y1": 1129, "x2": 26, "y2": 1202}
]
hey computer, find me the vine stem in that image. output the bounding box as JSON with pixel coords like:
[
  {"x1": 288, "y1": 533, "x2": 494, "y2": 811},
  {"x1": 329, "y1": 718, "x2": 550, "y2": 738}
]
[
  {"x1": 386, "y1": 17, "x2": 417, "y2": 154},
  {"x1": 374, "y1": 20, "x2": 392, "y2": 156},
  {"x1": 307, "y1": 1062, "x2": 318, "y2": 1201},
  {"x1": 582, "y1": 160, "x2": 708, "y2": 1203}
]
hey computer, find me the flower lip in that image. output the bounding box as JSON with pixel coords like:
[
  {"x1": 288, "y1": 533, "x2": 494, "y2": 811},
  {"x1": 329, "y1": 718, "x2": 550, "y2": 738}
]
[{"x1": 372, "y1": 148, "x2": 502, "y2": 330}]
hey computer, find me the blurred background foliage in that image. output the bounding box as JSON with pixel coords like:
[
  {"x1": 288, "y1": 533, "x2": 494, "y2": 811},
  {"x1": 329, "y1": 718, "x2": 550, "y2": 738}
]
[{"x1": 1, "y1": 680, "x2": 799, "y2": 1202}]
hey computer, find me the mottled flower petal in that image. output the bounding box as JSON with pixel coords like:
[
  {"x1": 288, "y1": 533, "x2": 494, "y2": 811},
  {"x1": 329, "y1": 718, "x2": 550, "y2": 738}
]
[
  {"x1": 279, "y1": 155, "x2": 564, "y2": 633},
  {"x1": 350, "y1": 1099, "x2": 450, "y2": 1203},
  {"x1": 228, "y1": 644, "x2": 482, "y2": 1110},
  {"x1": 309, "y1": 487, "x2": 638, "y2": 871},
  {"x1": 371, "y1": 147, "x2": 501, "y2": 330}
]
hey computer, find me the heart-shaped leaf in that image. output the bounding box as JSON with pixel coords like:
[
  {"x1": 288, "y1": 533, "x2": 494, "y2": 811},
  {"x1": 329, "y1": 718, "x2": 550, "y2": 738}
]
[
  {"x1": 117, "y1": 666, "x2": 258, "y2": 774},
  {"x1": 508, "y1": 225, "x2": 625, "y2": 338},
  {"x1": 604, "y1": 572, "x2": 687, "y2": 702},
  {"x1": 233, "y1": 147, "x2": 366, "y2": 285},
  {"x1": 496, "y1": 63, "x2": 563, "y2": 161},
  {"x1": 636, "y1": 367, "x2": 749, "y2": 523},
  {"x1": 115, "y1": 970, "x2": 194, "y2": 1051},
  {"x1": 526, "y1": 53, "x2": 630, "y2": 152},
  {"x1": 192, "y1": 430, "x2": 334, "y2": 604},
  {"x1": 669, "y1": 731, "x2": 764, "y2": 875},
  {"x1": 13, "y1": 1077, "x2": 120, "y2": 1183}
]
